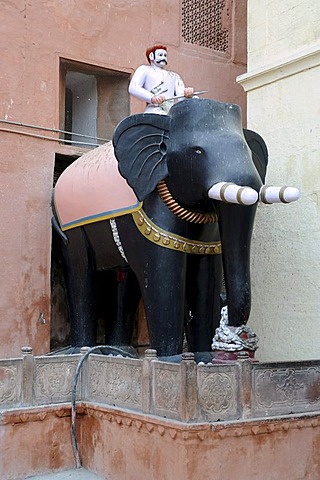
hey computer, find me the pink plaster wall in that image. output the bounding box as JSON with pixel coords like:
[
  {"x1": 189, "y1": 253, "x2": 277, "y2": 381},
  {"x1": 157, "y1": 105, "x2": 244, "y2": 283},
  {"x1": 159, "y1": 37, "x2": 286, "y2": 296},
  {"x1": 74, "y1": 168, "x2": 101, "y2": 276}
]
[
  {"x1": 0, "y1": 0, "x2": 247, "y2": 358},
  {"x1": 80, "y1": 407, "x2": 320, "y2": 480},
  {"x1": 0, "y1": 406, "x2": 75, "y2": 480},
  {"x1": 2, "y1": 405, "x2": 320, "y2": 480}
]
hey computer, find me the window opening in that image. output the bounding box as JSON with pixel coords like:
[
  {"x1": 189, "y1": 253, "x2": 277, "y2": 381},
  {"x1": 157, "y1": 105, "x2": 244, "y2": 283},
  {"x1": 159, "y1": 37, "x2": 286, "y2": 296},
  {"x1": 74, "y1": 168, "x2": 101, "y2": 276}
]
[{"x1": 60, "y1": 60, "x2": 130, "y2": 147}]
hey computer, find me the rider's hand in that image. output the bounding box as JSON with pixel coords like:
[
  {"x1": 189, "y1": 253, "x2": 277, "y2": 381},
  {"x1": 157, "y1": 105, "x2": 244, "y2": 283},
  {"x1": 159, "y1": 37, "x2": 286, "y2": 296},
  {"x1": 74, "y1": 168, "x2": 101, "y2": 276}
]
[
  {"x1": 151, "y1": 95, "x2": 166, "y2": 105},
  {"x1": 184, "y1": 87, "x2": 194, "y2": 98}
]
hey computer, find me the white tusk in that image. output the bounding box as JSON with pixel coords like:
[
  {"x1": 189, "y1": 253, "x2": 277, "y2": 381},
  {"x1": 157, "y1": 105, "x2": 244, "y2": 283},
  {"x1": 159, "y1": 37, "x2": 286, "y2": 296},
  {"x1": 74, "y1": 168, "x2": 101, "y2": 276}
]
[
  {"x1": 259, "y1": 186, "x2": 300, "y2": 204},
  {"x1": 208, "y1": 182, "x2": 258, "y2": 206}
]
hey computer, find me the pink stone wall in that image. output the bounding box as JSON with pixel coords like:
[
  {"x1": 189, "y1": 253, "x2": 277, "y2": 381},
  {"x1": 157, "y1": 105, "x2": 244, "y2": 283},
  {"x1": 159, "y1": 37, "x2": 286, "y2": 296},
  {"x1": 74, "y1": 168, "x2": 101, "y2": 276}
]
[
  {"x1": 2, "y1": 405, "x2": 320, "y2": 480},
  {"x1": 79, "y1": 408, "x2": 320, "y2": 480},
  {"x1": 0, "y1": 406, "x2": 75, "y2": 480},
  {"x1": 0, "y1": 0, "x2": 247, "y2": 358}
]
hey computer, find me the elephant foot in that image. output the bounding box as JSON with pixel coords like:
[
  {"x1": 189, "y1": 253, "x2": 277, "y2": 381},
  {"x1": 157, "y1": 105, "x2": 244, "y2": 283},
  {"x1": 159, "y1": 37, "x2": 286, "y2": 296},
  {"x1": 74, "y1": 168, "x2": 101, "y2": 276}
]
[
  {"x1": 158, "y1": 353, "x2": 183, "y2": 363},
  {"x1": 158, "y1": 350, "x2": 257, "y2": 365},
  {"x1": 47, "y1": 344, "x2": 139, "y2": 358},
  {"x1": 194, "y1": 351, "x2": 216, "y2": 364},
  {"x1": 47, "y1": 346, "x2": 81, "y2": 355},
  {"x1": 98, "y1": 345, "x2": 138, "y2": 358},
  {"x1": 158, "y1": 352, "x2": 216, "y2": 364}
]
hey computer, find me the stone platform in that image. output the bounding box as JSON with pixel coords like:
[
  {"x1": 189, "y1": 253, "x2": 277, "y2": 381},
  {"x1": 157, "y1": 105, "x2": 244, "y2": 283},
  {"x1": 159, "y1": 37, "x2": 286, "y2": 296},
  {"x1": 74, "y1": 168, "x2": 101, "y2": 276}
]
[{"x1": 1, "y1": 348, "x2": 320, "y2": 479}]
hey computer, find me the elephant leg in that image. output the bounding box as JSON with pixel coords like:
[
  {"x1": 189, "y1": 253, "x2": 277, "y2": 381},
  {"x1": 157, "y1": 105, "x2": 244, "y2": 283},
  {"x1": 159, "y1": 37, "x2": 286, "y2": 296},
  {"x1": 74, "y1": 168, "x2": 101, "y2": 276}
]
[
  {"x1": 60, "y1": 228, "x2": 97, "y2": 348},
  {"x1": 216, "y1": 203, "x2": 257, "y2": 327},
  {"x1": 115, "y1": 216, "x2": 187, "y2": 357},
  {"x1": 106, "y1": 268, "x2": 141, "y2": 346},
  {"x1": 143, "y1": 266, "x2": 185, "y2": 357},
  {"x1": 95, "y1": 270, "x2": 118, "y2": 344},
  {"x1": 131, "y1": 251, "x2": 186, "y2": 356},
  {"x1": 186, "y1": 255, "x2": 222, "y2": 352}
]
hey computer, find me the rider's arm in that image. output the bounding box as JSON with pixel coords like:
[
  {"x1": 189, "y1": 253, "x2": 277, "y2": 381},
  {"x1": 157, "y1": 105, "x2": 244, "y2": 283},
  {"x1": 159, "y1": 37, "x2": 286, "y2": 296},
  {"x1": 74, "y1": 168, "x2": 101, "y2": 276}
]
[
  {"x1": 128, "y1": 66, "x2": 154, "y2": 103},
  {"x1": 174, "y1": 74, "x2": 194, "y2": 100}
]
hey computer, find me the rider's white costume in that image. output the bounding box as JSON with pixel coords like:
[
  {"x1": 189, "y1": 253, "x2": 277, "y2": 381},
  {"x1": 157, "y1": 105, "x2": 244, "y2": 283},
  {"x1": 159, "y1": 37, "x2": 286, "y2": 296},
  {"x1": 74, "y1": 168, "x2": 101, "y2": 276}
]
[{"x1": 128, "y1": 64, "x2": 186, "y2": 115}]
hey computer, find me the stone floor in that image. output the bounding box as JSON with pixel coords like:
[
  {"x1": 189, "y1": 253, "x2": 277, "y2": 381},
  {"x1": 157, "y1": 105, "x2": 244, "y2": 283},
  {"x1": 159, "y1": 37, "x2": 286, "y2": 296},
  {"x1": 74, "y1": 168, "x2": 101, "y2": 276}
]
[{"x1": 26, "y1": 468, "x2": 104, "y2": 479}]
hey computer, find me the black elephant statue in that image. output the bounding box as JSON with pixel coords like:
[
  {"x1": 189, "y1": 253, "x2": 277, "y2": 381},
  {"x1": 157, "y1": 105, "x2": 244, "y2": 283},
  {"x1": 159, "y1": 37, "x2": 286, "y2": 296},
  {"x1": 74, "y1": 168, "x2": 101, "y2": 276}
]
[{"x1": 53, "y1": 98, "x2": 299, "y2": 357}]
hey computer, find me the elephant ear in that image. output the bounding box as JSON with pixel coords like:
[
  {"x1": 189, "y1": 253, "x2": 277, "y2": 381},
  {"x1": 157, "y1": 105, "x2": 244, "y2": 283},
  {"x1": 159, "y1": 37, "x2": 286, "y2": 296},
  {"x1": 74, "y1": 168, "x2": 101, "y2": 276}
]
[
  {"x1": 244, "y1": 129, "x2": 269, "y2": 182},
  {"x1": 113, "y1": 114, "x2": 171, "y2": 201}
]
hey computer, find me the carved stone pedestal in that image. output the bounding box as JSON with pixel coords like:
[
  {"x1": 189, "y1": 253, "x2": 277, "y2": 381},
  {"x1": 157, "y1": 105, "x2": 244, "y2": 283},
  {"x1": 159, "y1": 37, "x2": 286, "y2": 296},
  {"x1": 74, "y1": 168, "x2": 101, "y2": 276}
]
[
  {"x1": 1, "y1": 349, "x2": 320, "y2": 479},
  {"x1": 2, "y1": 402, "x2": 320, "y2": 480}
]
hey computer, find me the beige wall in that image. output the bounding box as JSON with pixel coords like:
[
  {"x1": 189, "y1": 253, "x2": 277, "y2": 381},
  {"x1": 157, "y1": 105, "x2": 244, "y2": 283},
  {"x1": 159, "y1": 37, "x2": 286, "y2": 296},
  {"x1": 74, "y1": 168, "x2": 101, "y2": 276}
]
[
  {"x1": 0, "y1": 0, "x2": 247, "y2": 358},
  {"x1": 238, "y1": 1, "x2": 320, "y2": 361}
]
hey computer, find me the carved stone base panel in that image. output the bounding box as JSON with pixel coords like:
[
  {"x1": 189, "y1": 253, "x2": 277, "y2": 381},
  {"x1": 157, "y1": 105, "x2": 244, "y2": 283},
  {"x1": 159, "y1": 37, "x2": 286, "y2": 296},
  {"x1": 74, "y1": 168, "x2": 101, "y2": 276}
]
[
  {"x1": 252, "y1": 361, "x2": 320, "y2": 417},
  {"x1": 197, "y1": 364, "x2": 240, "y2": 421},
  {"x1": 152, "y1": 361, "x2": 181, "y2": 419},
  {"x1": 34, "y1": 356, "x2": 80, "y2": 404},
  {"x1": 88, "y1": 356, "x2": 143, "y2": 410},
  {"x1": 0, "y1": 359, "x2": 22, "y2": 408},
  {"x1": 2, "y1": 352, "x2": 320, "y2": 424}
]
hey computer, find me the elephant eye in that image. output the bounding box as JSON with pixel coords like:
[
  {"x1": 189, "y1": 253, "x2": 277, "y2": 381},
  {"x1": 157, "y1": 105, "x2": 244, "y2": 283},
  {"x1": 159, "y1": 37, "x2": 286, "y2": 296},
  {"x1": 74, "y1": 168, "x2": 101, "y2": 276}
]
[
  {"x1": 159, "y1": 141, "x2": 167, "y2": 156},
  {"x1": 193, "y1": 147, "x2": 203, "y2": 155}
]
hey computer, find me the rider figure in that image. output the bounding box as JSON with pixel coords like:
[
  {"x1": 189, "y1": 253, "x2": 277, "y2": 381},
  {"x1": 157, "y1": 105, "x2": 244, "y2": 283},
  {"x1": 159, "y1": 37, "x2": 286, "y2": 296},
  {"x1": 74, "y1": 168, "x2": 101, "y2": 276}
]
[{"x1": 128, "y1": 45, "x2": 194, "y2": 114}]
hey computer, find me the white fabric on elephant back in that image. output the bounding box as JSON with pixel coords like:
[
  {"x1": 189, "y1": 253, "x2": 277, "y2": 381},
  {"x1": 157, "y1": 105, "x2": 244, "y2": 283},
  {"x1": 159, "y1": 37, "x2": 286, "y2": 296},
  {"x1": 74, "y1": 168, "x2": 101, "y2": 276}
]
[{"x1": 54, "y1": 142, "x2": 141, "y2": 231}]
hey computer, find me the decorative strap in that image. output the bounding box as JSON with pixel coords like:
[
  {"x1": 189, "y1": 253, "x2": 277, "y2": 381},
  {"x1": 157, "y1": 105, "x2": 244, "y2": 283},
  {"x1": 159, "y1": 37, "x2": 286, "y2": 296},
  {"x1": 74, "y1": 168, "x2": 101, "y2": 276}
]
[
  {"x1": 110, "y1": 218, "x2": 128, "y2": 262},
  {"x1": 132, "y1": 209, "x2": 221, "y2": 255}
]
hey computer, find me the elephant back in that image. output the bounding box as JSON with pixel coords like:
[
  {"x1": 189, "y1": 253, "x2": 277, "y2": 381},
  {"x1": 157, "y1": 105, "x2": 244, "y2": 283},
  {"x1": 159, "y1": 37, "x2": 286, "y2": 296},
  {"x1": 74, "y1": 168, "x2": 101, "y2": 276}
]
[{"x1": 53, "y1": 141, "x2": 141, "y2": 231}]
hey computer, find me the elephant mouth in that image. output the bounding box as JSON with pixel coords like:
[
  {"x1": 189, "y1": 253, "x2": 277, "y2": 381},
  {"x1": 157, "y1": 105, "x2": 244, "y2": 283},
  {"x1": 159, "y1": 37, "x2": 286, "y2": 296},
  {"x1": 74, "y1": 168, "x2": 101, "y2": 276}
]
[{"x1": 157, "y1": 180, "x2": 217, "y2": 224}]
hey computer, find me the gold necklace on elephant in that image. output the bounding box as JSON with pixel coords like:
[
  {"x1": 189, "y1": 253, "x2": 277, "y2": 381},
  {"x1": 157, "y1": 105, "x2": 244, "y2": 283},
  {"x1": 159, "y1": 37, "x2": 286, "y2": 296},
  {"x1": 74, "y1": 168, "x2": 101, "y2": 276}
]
[
  {"x1": 132, "y1": 208, "x2": 221, "y2": 255},
  {"x1": 131, "y1": 181, "x2": 221, "y2": 255},
  {"x1": 157, "y1": 180, "x2": 217, "y2": 224}
]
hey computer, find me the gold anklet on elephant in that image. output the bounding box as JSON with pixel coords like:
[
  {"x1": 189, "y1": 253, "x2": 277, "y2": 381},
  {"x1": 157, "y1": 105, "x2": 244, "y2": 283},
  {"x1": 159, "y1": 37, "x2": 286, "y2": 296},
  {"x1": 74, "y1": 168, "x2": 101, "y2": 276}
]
[{"x1": 132, "y1": 209, "x2": 221, "y2": 255}]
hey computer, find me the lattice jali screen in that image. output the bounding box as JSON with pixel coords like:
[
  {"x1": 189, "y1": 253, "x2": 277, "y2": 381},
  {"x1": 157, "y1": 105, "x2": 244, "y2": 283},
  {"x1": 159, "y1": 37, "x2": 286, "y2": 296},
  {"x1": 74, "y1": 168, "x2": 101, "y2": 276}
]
[{"x1": 181, "y1": 0, "x2": 231, "y2": 53}]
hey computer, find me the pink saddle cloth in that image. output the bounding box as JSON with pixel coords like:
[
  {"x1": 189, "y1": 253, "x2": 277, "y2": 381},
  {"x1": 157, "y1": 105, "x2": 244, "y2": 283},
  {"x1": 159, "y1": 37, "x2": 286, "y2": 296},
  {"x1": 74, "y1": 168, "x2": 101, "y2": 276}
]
[{"x1": 54, "y1": 142, "x2": 141, "y2": 231}]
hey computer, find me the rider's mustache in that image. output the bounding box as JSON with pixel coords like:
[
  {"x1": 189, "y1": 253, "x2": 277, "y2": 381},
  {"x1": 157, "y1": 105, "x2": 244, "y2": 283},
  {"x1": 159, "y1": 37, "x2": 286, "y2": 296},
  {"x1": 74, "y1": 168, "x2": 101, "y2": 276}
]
[{"x1": 156, "y1": 59, "x2": 167, "y2": 64}]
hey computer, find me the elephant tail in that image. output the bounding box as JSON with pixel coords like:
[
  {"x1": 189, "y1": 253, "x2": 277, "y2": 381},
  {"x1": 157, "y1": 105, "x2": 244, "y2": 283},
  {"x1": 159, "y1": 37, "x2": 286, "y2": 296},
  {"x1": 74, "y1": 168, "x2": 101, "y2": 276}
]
[{"x1": 52, "y1": 215, "x2": 68, "y2": 245}]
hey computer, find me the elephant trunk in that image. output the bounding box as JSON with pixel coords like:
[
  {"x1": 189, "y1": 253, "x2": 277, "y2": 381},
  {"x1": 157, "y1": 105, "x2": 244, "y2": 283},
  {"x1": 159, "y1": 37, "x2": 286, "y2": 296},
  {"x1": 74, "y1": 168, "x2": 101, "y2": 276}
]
[
  {"x1": 208, "y1": 182, "x2": 300, "y2": 205},
  {"x1": 208, "y1": 182, "x2": 299, "y2": 329},
  {"x1": 215, "y1": 202, "x2": 257, "y2": 328}
]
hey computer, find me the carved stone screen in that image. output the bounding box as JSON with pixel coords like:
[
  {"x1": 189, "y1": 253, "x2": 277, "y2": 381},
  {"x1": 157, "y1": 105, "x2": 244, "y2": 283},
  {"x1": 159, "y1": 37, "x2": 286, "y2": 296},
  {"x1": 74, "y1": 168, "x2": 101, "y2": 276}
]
[{"x1": 181, "y1": 0, "x2": 231, "y2": 54}]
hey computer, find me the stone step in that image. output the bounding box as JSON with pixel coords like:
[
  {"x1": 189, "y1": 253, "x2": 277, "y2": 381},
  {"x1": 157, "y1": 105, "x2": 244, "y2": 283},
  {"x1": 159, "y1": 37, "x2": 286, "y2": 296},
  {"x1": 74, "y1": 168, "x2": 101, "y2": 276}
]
[{"x1": 26, "y1": 468, "x2": 104, "y2": 480}]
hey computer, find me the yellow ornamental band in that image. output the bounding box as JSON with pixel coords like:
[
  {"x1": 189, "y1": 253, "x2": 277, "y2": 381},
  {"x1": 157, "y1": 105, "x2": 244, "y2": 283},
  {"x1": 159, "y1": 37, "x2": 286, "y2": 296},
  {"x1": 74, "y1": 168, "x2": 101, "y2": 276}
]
[{"x1": 132, "y1": 209, "x2": 221, "y2": 255}]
